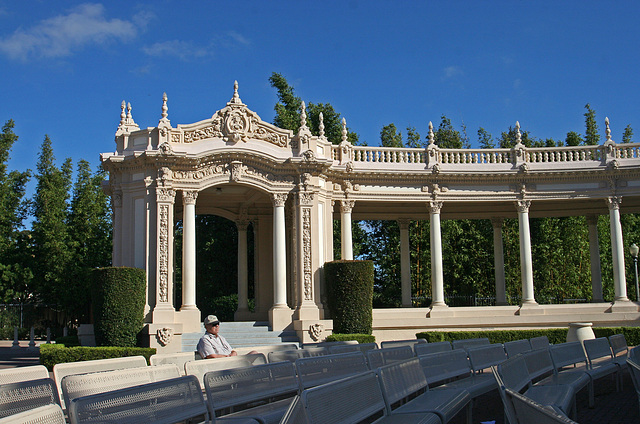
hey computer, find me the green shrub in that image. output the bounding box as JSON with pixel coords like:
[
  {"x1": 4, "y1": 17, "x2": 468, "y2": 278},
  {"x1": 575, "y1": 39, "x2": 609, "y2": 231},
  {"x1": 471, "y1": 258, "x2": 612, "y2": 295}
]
[
  {"x1": 326, "y1": 333, "x2": 376, "y2": 344},
  {"x1": 92, "y1": 267, "x2": 146, "y2": 347},
  {"x1": 325, "y1": 260, "x2": 374, "y2": 335},
  {"x1": 416, "y1": 326, "x2": 640, "y2": 345},
  {"x1": 55, "y1": 335, "x2": 80, "y2": 347},
  {"x1": 39, "y1": 344, "x2": 155, "y2": 371}
]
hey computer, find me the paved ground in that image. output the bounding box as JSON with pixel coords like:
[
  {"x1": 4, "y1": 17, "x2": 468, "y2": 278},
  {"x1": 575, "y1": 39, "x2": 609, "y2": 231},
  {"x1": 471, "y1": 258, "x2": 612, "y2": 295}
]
[{"x1": 1, "y1": 341, "x2": 637, "y2": 423}]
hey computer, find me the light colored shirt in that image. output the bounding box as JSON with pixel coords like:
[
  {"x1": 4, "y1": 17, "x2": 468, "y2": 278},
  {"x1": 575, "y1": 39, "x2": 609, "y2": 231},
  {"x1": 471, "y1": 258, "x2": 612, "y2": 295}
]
[{"x1": 197, "y1": 332, "x2": 233, "y2": 359}]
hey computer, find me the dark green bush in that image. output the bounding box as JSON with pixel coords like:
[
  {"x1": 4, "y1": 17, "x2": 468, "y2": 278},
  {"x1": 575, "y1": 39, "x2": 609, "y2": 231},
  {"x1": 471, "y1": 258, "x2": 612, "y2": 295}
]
[
  {"x1": 39, "y1": 344, "x2": 155, "y2": 371},
  {"x1": 91, "y1": 267, "x2": 146, "y2": 347},
  {"x1": 326, "y1": 333, "x2": 376, "y2": 344},
  {"x1": 416, "y1": 326, "x2": 640, "y2": 345},
  {"x1": 55, "y1": 335, "x2": 80, "y2": 347},
  {"x1": 325, "y1": 260, "x2": 374, "y2": 335}
]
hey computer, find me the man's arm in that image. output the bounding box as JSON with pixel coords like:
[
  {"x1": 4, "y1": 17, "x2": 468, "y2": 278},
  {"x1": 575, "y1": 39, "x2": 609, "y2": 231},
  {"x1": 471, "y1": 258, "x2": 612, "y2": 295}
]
[{"x1": 204, "y1": 351, "x2": 236, "y2": 358}]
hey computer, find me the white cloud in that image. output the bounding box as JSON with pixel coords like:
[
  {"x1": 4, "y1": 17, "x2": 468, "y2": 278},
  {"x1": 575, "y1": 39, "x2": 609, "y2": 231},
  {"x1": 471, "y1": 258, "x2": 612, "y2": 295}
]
[
  {"x1": 0, "y1": 3, "x2": 139, "y2": 61},
  {"x1": 143, "y1": 40, "x2": 211, "y2": 61},
  {"x1": 443, "y1": 65, "x2": 464, "y2": 79}
]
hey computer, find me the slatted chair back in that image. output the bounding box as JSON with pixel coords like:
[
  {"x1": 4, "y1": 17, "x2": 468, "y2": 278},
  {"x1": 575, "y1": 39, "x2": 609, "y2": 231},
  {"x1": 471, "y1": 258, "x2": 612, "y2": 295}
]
[
  {"x1": 418, "y1": 348, "x2": 471, "y2": 386},
  {"x1": 609, "y1": 334, "x2": 629, "y2": 358},
  {"x1": 328, "y1": 344, "x2": 361, "y2": 354},
  {"x1": 530, "y1": 335, "x2": 550, "y2": 350},
  {"x1": 630, "y1": 345, "x2": 640, "y2": 363},
  {"x1": 0, "y1": 377, "x2": 60, "y2": 419},
  {"x1": 0, "y1": 365, "x2": 50, "y2": 385},
  {"x1": 234, "y1": 343, "x2": 299, "y2": 355},
  {"x1": 204, "y1": 361, "x2": 298, "y2": 415},
  {"x1": 506, "y1": 388, "x2": 578, "y2": 423},
  {"x1": 414, "y1": 341, "x2": 452, "y2": 356},
  {"x1": 53, "y1": 355, "x2": 147, "y2": 408},
  {"x1": 61, "y1": 364, "x2": 181, "y2": 410},
  {"x1": 301, "y1": 346, "x2": 329, "y2": 357},
  {"x1": 626, "y1": 357, "x2": 640, "y2": 417},
  {"x1": 549, "y1": 342, "x2": 588, "y2": 370},
  {"x1": 185, "y1": 353, "x2": 266, "y2": 388},
  {"x1": 149, "y1": 351, "x2": 197, "y2": 373},
  {"x1": 523, "y1": 348, "x2": 556, "y2": 382},
  {"x1": 583, "y1": 337, "x2": 614, "y2": 368},
  {"x1": 366, "y1": 345, "x2": 413, "y2": 370},
  {"x1": 268, "y1": 349, "x2": 306, "y2": 363},
  {"x1": 0, "y1": 404, "x2": 66, "y2": 424},
  {"x1": 295, "y1": 351, "x2": 368, "y2": 391},
  {"x1": 380, "y1": 338, "x2": 426, "y2": 349},
  {"x1": 68, "y1": 375, "x2": 211, "y2": 424},
  {"x1": 452, "y1": 337, "x2": 490, "y2": 350},
  {"x1": 467, "y1": 343, "x2": 507, "y2": 373},
  {"x1": 495, "y1": 354, "x2": 533, "y2": 393},
  {"x1": 492, "y1": 365, "x2": 518, "y2": 424},
  {"x1": 375, "y1": 358, "x2": 429, "y2": 407},
  {"x1": 504, "y1": 339, "x2": 532, "y2": 358}
]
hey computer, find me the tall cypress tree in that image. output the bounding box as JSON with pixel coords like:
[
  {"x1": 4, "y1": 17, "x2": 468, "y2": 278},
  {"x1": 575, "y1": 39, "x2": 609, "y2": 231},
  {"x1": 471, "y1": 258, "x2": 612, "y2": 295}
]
[{"x1": 584, "y1": 103, "x2": 600, "y2": 145}]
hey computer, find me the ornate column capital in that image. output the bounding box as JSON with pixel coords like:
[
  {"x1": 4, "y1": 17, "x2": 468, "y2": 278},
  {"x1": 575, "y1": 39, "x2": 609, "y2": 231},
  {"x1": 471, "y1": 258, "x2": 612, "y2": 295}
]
[
  {"x1": 156, "y1": 187, "x2": 176, "y2": 203},
  {"x1": 236, "y1": 220, "x2": 250, "y2": 232},
  {"x1": 297, "y1": 191, "x2": 315, "y2": 206},
  {"x1": 516, "y1": 199, "x2": 531, "y2": 213},
  {"x1": 272, "y1": 193, "x2": 288, "y2": 207},
  {"x1": 397, "y1": 219, "x2": 410, "y2": 230},
  {"x1": 491, "y1": 217, "x2": 504, "y2": 228},
  {"x1": 340, "y1": 199, "x2": 355, "y2": 214},
  {"x1": 182, "y1": 190, "x2": 198, "y2": 205},
  {"x1": 427, "y1": 201, "x2": 443, "y2": 214},
  {"x1": 606, "y1": 196, "x2": 622, "y2": 211},
  {"x1": 586, "y1": 214, "x2": 599, "y2": 226}
]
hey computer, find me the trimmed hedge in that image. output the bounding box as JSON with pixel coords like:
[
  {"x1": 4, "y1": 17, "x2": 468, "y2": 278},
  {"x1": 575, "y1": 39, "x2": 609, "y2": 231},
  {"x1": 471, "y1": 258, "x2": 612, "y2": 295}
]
[
  {"x1": 416, "y1": 326, "x2": 640, "y2": 346},
  {"x1": 325, "y1": 260, "x2": 374, "y2": 335},
  {"x1": 39, "y1": 344, "x2": 155, "y2": 371},
  {"x1": 92, "y1": 267, "x2": 146, "y2": 347},
  {"x1": 326, "y1": 333, "x2": 376, "y2": 344}
]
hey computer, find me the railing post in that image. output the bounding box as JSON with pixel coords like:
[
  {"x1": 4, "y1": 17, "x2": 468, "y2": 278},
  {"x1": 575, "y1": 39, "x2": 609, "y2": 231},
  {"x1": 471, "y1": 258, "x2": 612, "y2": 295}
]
[
  {"x1": 12, "y1": 326, "x2": 19, "y2": 348},
  {"x1": 29, "y1": 326, "x2": 35, "y2": 348}
]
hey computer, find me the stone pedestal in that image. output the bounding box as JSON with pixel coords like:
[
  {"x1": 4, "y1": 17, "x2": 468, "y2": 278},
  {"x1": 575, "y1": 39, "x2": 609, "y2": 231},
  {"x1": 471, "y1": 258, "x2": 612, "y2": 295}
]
[
  {"x1": 78, "y1": 324, "x2": 96, "y2": 347},
  {"x1": 566, "y1": 322, "x2": 595, "y2": 344}
]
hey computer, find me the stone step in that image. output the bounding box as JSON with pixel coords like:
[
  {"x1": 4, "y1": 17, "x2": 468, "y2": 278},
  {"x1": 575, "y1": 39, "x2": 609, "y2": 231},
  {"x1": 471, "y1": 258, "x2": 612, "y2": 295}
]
[{"x1": 182, "y1": 321, "x2": 299, "y2": 352}]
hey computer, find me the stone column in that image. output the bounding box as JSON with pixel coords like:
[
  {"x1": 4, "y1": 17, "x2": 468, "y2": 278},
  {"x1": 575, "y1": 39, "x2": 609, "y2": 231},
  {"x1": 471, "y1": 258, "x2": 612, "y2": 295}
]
[
  {"x1": 516, "y1": 200, "x2": 537, "y2": 305},
  {"x1": 181, "y1": 190, "x2": 198, "y2": 311},
  {"x1": 295, "y1": 192, "x2": 319, "y2": 320},
  {"x1": 152, "y1": 187, "x2": 176, "y2": 322},
  {"x1": 608, "y1": 197, "x2": 629, "y2": 302},
  {"x1": 236, "y1": 220, "x2": 249, "y2": 313},
  {"x1": 492, "y1": 218, "x2": 507, "y2": 306},
  {"x1": 398, "y1": 219, "x2": 412, "y2": 307},
  {"x1": 586, "y1": 215, "x2": 604, "y2": 302},
  {"x1": 428, "y1": 201, "x2": 446, "y2": 307},
  {"x1": 340, "y1": 200, "x2": 355, "y2": 260},
  {"x1": 272, "y1": 193, "x2": 288, "y2": 307}
]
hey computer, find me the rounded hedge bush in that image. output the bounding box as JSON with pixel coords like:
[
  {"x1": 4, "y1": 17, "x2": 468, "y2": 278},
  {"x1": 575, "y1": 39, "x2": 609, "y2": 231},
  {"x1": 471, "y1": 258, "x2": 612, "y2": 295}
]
[
  {"x1": 91, "y1": 267, "x2": 146, "y2": 347},
  {"x1": 325, "y1": 260, "x2": 373, "y2": 335}
]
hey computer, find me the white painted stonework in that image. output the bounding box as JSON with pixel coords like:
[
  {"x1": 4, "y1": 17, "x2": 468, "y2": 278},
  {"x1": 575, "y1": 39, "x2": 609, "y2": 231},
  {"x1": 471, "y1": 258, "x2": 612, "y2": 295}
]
[{"x1": 102, "y1": 84, "x2": 640, "y2": 350}]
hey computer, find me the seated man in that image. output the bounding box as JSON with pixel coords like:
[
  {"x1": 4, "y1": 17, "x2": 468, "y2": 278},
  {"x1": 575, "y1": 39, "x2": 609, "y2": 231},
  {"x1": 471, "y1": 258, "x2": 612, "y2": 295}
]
[{"x1": 197, "y1": 315, "x2": 237, "y2": 359}]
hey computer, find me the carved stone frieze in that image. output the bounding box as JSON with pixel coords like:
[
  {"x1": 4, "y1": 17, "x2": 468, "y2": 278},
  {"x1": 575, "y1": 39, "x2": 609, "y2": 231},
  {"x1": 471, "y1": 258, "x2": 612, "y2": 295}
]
[
  {"x1": 302, "y1": 208, "x2": 312, "y2": 301},
  {"x1": 230, "y1": 161, "x2": 247, "y2": 182},
  {"x1": 158, "y1": 203, "x2": 170, "y2": 303}
]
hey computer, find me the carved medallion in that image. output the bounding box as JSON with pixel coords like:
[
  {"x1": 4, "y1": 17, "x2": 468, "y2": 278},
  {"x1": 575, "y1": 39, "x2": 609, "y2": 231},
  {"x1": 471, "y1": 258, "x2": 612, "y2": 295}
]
[
  {"x1": 156, "y1": 327, "x2": 173, "y2": 346},
  {"x1": 309, "y1": 323, "x2": 324, "y2": 341}
]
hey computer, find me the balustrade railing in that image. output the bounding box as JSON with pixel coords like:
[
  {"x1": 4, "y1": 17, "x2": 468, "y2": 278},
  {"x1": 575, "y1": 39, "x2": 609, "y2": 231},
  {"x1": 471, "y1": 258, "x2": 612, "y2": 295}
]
[{"x1": 437, "y1": 148, "x2": 514, "y2": 164}]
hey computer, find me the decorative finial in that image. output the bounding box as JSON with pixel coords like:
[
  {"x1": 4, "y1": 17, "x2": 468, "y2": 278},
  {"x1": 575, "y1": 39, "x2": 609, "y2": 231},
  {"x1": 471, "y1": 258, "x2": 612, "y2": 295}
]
[
  {"x1": 161, "y1": 92, "x2": 168, "y2": 120},
  {"x1": 229, "y1": 80, "x2": 242, "y2": 104},
  {"x1": 120, "y1": 100, "x2": 126, "y2": 126},
  {"x1": 300, "y1": 101, "x2": 307, "y2": 128},
  {"x1": 127, "y1": 102, "x2": 133, "y2": 120},
  {"x1": 319, "y1": 112, "x2": 325, "y2": 138},
  {"x1": 341, "y1": 118, "x2": 348, "y2": 143},
  {"x1": 428, "y1": 121, "x2": 435, "y2": 145},
  {"x1": 515, "y1": 121, "x2": 522, "y2": 144},
  {"x1": 605, "y1": 117, "x2": 612, "y2": 142}
]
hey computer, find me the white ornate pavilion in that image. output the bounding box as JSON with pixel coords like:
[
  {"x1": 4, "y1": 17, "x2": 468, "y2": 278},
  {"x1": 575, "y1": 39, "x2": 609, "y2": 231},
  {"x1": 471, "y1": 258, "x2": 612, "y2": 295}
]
[{"x1": 101, "y1": 82, "x2": 640, "y2": 352}]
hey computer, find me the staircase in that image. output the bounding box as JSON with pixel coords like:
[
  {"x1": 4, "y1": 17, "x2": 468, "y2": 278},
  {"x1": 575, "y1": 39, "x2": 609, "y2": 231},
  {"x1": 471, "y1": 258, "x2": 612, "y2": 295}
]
[{"x1": 181, "y1": 321, "x2": 299, "y2": 352}]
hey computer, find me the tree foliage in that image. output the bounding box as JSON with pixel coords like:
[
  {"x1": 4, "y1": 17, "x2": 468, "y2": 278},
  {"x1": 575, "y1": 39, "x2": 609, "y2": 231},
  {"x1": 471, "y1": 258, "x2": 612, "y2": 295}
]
[{"x1": 584, "y1": 103, "x2": 600, "y2": 145}]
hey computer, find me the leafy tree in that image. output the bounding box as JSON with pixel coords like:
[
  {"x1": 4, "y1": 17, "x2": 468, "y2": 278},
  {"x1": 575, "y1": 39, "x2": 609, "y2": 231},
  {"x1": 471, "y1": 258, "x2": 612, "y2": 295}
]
[
  {"x1": 477, "y1": 127, "x2": 495, "y2": 149},
  {"x1": 622, "y1": 124, "x2": 634, "y2": 143},
  {"x1": 434, "y1": 115, "x2": 463, "y2": 148},
  {"x1": 565, "y1": 131, "x2": 583, "y2": 146},
  {"x1": 269, "y1": 73, "x2": 303, "y2": 133},
  {"x1": 30, "y1": 136, "x2": 73, "y2": 308},
  {"x1": 380, "y1": 124, "x2": 403, "y2": 147},
  {"x1": 584, "y1": 103, "x2": 600, "y2": 145},
  {"x1": 405, "y1": 126, "x2": 422, "y2": 148},
  {"x1": 0, "y1": 120, "x2": 31, "y2": 303},
  {"x1": 498, "y1": 125, "x2": 534, "y2": 148}
]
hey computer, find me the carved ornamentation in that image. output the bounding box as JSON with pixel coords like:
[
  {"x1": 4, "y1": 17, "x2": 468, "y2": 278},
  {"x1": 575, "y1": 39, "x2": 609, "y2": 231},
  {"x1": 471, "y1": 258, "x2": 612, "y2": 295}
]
[
  {"x1": 298, "y1": 192, "x2": 314, "y2": 206},
  {"x1": 156, "y1": 188, "x2": 176, "y2": 203},
  {"x1": 606, "y1": 196, "x2": 622, "y2": 210},
  {"x1": 300, "y1": 173, "x2": 312, "y2": 191},
  {"x1": 519, "y1": 163, "x2": 529, "y2": 173},
  {"x1": 112, "y1": 191, "x2": 122, "y2": 207},
  {"x1": 340, "y1": 199, "x2": 355, "y2": 214},
  {"x1": 302, "y1": 150, "x2": 316, "y2": 162},
  {"x1": 230, "y1": 161, "x2": 247, "y2": 182},
  {"x1": 516, "y1": 200, "x2": 531, "y2": 213},
  {"x1": 182, "y1": 190, "x2": 198, "y2": 205},
  {"x1": 428, "y1": 201, "x2": 443, "y2": 214},
  {"x1": 302, "y1": 208, "x2": 312, "y2": 300},
  {"x1": 272, "y1": 193, "x2": 288, "y2": 207},
  {"x1": 431, "y1": 163, "x2": 441, "y2": 175},
  {"x1": 158, "y1": 203, "x2": 170, "y2": 303},
  {"x1": 183, "y1": 121, "x2": 223, "y2": 143},
  {"x1": 345, "y1": 162, "x2": 354, "y2": 173},
  {"x1": 171, "y1": 132, "x2": 181, "y2": 143},
  {"x1": 156, "y1": 327, "x2": 173, "y2": 346},
  {"x1": 309, "y1": 323, "x2": 324, "y2": 341},
  {"x1": 608, "y1": 159, "x2": 620, "y2": 170}
]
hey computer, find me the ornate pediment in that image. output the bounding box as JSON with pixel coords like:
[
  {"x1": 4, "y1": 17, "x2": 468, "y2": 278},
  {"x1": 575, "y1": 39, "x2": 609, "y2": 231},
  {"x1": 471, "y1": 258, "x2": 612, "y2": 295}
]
[{"x1": 170, "y1": 81, "x2": 293, "y2": 148}]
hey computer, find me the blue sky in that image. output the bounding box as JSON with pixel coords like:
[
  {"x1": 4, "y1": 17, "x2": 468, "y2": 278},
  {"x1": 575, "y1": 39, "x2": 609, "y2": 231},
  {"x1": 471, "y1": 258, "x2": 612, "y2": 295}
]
[{"x1": 1, "y1": 1, "x2": 639, "y2": 188}]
